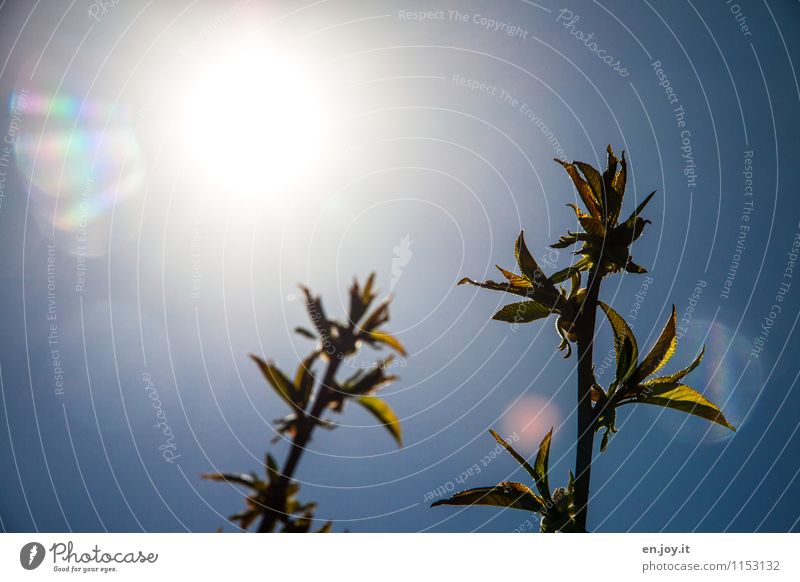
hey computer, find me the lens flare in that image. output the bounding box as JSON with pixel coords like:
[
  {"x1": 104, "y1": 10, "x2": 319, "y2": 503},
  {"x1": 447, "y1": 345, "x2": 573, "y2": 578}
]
[
  {"x1": 647, "y1": 319, "x2": 762, "y2": 444},
  {"x1": 11, "y1": 87, "x2": 144, "y2": 255},
  {"x1": 500, "y1": 393, "x2": 561, "y2": 454}
]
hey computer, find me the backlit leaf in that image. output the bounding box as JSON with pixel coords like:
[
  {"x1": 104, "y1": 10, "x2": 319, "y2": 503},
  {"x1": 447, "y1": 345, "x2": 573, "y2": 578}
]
[
  {"x1": 636, "y1": 382, "x2": 735, "y2": 431},
  {"x1": 294, "y1": 351, "x2": 319, "y2": 409},
  {"x1": 633, "y1": 306, "x2": 677, "y2": 384},
  {"x1": 575, "y1": 161, "x2": 606, "y2": 219},
  {"x1": 647, "y1": 346, "x2": 705, "y2": 385},
  {"x1": 599, "y1": 302, "x2": 638, "y2": 385},
  {"x1": 556, "y1": 159, "x2": 602, "y2": 219},
  {"x1": 356, "y1": 396, "x2": 402, "y2": 447},
  {"x1": 366, "y1": 331, "x2": 407, "y2": 356},
  {"x1": 550, "y1": 256, "x2": 593, "y2": 284},
  {"x1": 492, "y1": 301, "x2": 553, "y2": 324},
  {"x1": 496, "y1": 265, "x2": 533, "y2": 288},
  {"x1": 431, "y1": 482, "x2": 544, "y2": 512},
  {"x1": 534, "y1": 429, "x2": 553, "y2": 501},
  {"x1": 515, "y1": 231, "x2": 557, "y2": 296},
  {"x1": 251, "y1": 355, "x2": 298, "y2": 409},
  {"x1": 489, "y1": 430, "x2": 538, "y2": 484},
  {"x1": 457, "y1": 277, "x2": 530, "y2": 298}
]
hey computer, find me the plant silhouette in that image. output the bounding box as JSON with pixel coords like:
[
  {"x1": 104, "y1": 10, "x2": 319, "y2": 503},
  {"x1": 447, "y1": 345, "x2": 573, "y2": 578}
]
[
  {"x1": 204, "y1": 273, "x2": 406, "y2": 532},
  {"x1": 432, "y1": 146, "x2": 734, "y2": 532}
]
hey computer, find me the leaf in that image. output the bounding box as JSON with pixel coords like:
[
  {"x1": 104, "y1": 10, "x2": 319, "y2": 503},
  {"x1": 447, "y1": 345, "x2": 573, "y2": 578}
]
[
  {"x1": 515, "y1": 231, "x2": 557, "y2": 296},
  {"x1": 294, "y1": 327, "x2": 317, "y2": 340},
  {"x1": 343, "y1": 359, "x2": 397, "y2": 395},
  {"x1": 294, "y1": 351, "x2": 319, "y2": 409},
  {"x1": 492, "y1": 301, "x2": 553, "y2": 324},
  {"x1": 366, "y1": 331, "x2": 407, "y2": 356},
  {"x1": 622, "y1": 191, "x2": 656, "y2": 225},
  {"x1": 431, "y1": 482, "x2": 544, "y2": 512},
  {"x1": 599, "y1": 302, "x2": 639, "y2": 385},
  {"x1": 360, "y1": 298, "x2": 391, "y2": 333},
  {"x1": 356, "y1": 396, "x2": 402, "y2": 447},
  {"x1": 555, "y1": 159, "x2": 602, "y2": 219},
  {"x1": 457, "y1": 277, "x2": 531, "y2": 298},
  {"x1": 202, "y1": 472, "x2": 258, "y2": 489},
  {"x1": 636, "y1": 383, "x2": 735, "y2": 431},
  {"x1": 534, "y1": 429, "x2": 553, "y2": 501},
  {"x1": 633, "y1": 306, "x2": 677, "y2": 384},
  {"x1": 489, "y1": 430, "x2": 538, "y2": 485},
  {"x1": 316, "y1": 521, "x2": 333, "y2": 533},
  {"x1": 648, "y1": 346, "x2": 705, "y2": 385},
  {"x1": 301, "y1": 286, "x2": 332, "y2": 338},
  {"x1": 348, "y1": 276, "x2": 375, "y2": 325},
  {"x1": 265, "y1": 453, "x2": 280, "y2": 484},
  {"x1": 604, "y1": 146, "x2": 625, "y2": 224},
  {"x1": 550, "y1": 256, "x2": 593, "y2": 284},
  {"x1": 250, "y1": 355, "x2": 299, "y2": 409},
  {"x1": 575, "y1": 161, "x2": 606, "y2": 219},
  {"x1": 496, "y1": 265, "x2": 533, "y2": 288}
]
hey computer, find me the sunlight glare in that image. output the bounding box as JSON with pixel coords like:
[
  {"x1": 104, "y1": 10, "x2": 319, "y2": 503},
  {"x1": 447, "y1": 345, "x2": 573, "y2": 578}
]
[{"x1": 181, "y1": 45, "x2": 325, "y2": 202}]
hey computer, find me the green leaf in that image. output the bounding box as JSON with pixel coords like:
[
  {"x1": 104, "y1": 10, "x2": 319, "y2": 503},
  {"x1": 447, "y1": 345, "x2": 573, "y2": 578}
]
[
  {"x1": 356, "y1": 396, "x2": 403, "y2": 447},
  {"x1": 604, "y1": 146, "x2": 625, "y2": 224},
  {"x1": 431, "y1": 482, "x2": 544, "y2": 512},
  {"x1": 202, "y1": 472, "x2": 258, "y2": 489},
  {"x1": 575, "y1": 161, "x2": 606, "y2": 219},
  {"x1": 550, "y1": 256, "x2": 593, "y2": 284},
  {"x1": 294, "y1": 351, "x2": 319, "y2": 409},
  {"x1": 534, "y1": 429, "x2": 553, "y2": 501},
  {"x1": 294, "y1": 327, "x2": 317, "y2": 340},
  {"x1": 457, "y1": 277, "x2": 531, "y2": 298},
  {"x1": 489, "y1": 430, "x2": 539, "y2": 485},
  {"x1": 599, "y1": 302, "x2": 639, "y2": 386},
  {"x1": 515, "y1": 231, "x2": 557, "y2": 296},
  {"x1": 636, "y1": 382, "x2": 735, "y2": 431},
  {"x1": 492, "y1": 301, "x2": 553, "y2": 324},
  {"x1": 555, "y1": 159, "x2": 603, "y2": 219},
  {"x1": 633, "y1": 306, "x2": 677, "y2": 384},
  {"x1": 366, "y1": 331, "x2": 407, "y2": 356},
  {"x1": 496, "y1": 265, "x2": 533, "y2": 288},
  {"x1": 648, "y1": 346, "x2": 705, "y2": 385},
  {"x1": 360, "y1": 298, "x2": 390, "y2": 333},
  {"x1": 623, "y1": 191, "x2": 656, "y2": 225},
  {"x1": 343, "y1": 359, "x2": 397, "y2": 395},
  {"x1": 265, "y1": 453, "x2": 280, "y2": 484},
  {"x1": 250, "y1": 355, "x2": 299, "y2": 409},
  {"x1": 348, "y1": 275, "x2": 376, "y2": 325}
]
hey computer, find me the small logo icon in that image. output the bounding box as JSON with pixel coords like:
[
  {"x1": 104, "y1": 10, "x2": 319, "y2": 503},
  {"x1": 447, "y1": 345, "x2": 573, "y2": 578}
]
[
  {"x1": 390, "y1": 235, "x2": 413, "y2": 292},
  {"x1": 20, "y1": 542, "x2": 45, "y2": 570}
]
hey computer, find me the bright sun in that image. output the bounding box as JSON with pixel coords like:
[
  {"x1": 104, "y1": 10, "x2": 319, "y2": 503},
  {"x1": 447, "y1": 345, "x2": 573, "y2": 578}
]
[{"x1": 181, "y1": 45, "x2": 325, "y2": 199}]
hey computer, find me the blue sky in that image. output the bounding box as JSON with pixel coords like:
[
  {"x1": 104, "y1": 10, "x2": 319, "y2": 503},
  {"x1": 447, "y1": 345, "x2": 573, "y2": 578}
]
[{"x1": 1, "y1": 0, "x2": 799, "y2": 532}]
